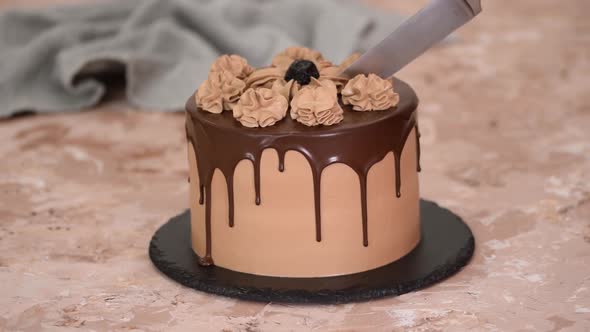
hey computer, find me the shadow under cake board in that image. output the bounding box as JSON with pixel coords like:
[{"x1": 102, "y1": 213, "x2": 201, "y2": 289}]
[{"x1": 149, "y1": 199, "x2": 475, "y2": 304}]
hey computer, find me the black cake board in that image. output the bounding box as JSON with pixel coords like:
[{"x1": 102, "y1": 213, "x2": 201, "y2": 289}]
[{"x1": 149, "y1": 199, "x2": 474, "y2": 304}]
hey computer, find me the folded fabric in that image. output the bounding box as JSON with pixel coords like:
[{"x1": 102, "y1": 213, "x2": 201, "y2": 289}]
[{"x1": 0, "y1": 0, "x2": 406, "y2": 117}]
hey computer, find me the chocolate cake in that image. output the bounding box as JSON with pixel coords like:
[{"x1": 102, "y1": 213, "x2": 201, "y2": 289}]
[{"x1": 185, "y1": 47, "x2": 421, "y2": 277}]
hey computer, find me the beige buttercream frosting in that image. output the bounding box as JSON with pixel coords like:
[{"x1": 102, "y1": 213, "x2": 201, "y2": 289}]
[
  {"x1": 341, "y1": 73, "x2": 399, "y2": 111},
  {"x1": 197, "y1": 50, "x2": 397, "y2": 119},
  {"x1": 290, "y1": 78, "x2": 343, "y2": 127},
  {"x1": 272, "y1": 46, "x2": 332, "y2": 71},
  {"x1": 270, "y1": 79, "x2": 299, "y2": 101},
  {"x1": 196, "y1": 71, "x2": 246, "y2": 114},
  {"x1": 233, "y1": 88, "x2": 288, "y2": 128},
  {"x1": 210, "y1": 54, "x2": 254, "y2": 80},
  {"x1": 246, "y1": 66, "x2": 347, "y2": 100},
  {"x1": 246, "y1": 67, "x2": 301, "y2": 101},
  {"x1": 245, "y1": 67, "x2": 283, "y2": 89},
  {"x1": 245, "y1": 49, "x2": 360, "y2": 99},
  {"x1": 319, "y1": 66, "x2": 348, "y2": 92}
]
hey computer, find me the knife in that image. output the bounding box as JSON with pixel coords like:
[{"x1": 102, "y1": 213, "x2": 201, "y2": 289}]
[{"x1": 342, "y1": 0, "x2": 482, "y2": 78}]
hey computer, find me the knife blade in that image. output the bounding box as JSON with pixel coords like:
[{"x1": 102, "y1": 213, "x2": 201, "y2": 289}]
[{"x1": 342, "y1": 0, "x2": 482, "y2": 78}]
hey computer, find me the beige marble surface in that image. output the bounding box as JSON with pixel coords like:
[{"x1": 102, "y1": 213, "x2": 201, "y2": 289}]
[{"x1": 1, "y1": 0, "x2": 590, "y2": 331}]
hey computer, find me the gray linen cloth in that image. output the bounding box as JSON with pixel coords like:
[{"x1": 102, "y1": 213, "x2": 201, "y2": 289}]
[{"x1": 0, "y1": 0, "x2": 406, "y2": 117}]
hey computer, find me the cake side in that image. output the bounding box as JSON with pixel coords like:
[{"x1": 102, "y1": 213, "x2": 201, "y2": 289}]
[
  {"x1": 187, "y1": 135, "x2": 420, "y2": 277},
  {"x1": 188, "y1": 135, "x2": 420, "y2": 277},
  {"x1": 184, "y1": 48, "x2": 422, "y2": 277},
  {"x1": 186, "y1": 79, "x2": 421, "y2": 277}
]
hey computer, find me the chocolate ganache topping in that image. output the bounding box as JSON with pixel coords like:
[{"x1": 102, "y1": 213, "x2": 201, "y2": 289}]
[{"x1": 185, "y1": 77, "x2": 421, "y2": 266}]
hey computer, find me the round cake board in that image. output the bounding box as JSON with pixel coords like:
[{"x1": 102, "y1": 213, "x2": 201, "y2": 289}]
[{"x1": 149, "y1": 200, "x2": 474, "y2": 304}]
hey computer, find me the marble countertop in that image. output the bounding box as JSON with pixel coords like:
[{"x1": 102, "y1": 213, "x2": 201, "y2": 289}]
[{"x1": 1, "y1": 0, "x2": 589, "y2": 331}]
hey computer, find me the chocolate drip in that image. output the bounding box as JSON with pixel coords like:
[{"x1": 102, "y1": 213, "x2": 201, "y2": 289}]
[
  {"x1": 226, "y1": 172, "x2": 235, "y2": 227},
  {"x1": 252, "y1": 154, "x2": 262, "y2": 205},
  {"x1": 359, "y1": 175, "x2": 368, "y2": 246},
  {"x1": 278, "y1": 151, "x2": 286, "y2": 172},
  {"x1": 415, "y1": 124, "x2": 422, "y2": 172},
  {"x1": 393, "y1": 152, "x2": 402, "y2": 198},
  {"x1": 201, "y1": 180, "x2": 213, "y2": 266},
  {"x1": 186, "y1": 79, "x2": 418, "y2": 265},
  {"x1": 198, "y1": 185, "x2": 204, "y2": 205},
  {"x1": 394, "y1": 116, "x2": 417, "y2": 198},
  {"x1": 311, "y1": 166, "x2": 322, "y2": 242}
]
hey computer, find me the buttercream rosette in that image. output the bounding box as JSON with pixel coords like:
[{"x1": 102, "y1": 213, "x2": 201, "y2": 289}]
[
  {"x1": 195, "y1": 70, "x2": 245, "y2": 114},
  {"x1": 232, "y1": 88, "x2": 288, "y2": 128},
  {"x1": 210, "y1": 54, "x2": 254, "y2": 80},
  {"x1": 272, "y1": 46, "x2": 332, "y2": 71},
  {"x1": 341, "y1": 73, "x2": 400, "y2": 111},
  {"x1": 290, "y1": 78, "x2": 343, "y2": 127},
  {"x1": 195, "y1": 48, "x2": 400, "y2": 128},
  {"x1": 245, "y1": 46, "x2": 350, "y2": 100}
]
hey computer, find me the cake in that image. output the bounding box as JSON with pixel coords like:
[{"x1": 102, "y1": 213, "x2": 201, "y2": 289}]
[{"x1": 185, "y1": 47, "x2": 421, "y2": 277}]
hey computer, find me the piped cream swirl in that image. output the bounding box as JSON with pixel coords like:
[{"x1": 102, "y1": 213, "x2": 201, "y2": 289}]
[
  {"x1": 211, "y1": 54, "x2": 254, "y2": 80},
  {"x1": 272, "y1": 46, "x2": 332, "y2": 71},
  {"x1": 232, "y1": 87, "x2": 288, "y2": 128},
  {"x1": 290, "y1": 79, "x2": 343, "y2": 127},
  {"x1": 196, "y1": 71, "x2": 245, "y2": 114},
  {"x1": 341, "y1": 74, "x2": 399, "y2": 111}
]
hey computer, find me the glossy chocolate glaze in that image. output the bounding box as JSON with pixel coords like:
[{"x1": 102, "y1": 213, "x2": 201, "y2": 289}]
[{"x1": 185, "y1": 78, "x2": 420, "y2": 266}]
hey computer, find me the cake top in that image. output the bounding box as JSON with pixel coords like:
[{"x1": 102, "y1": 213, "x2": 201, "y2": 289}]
[
  {"x1": 186, "y1": 77, "x2": 416, "y2": 138},
  {"x1": 192, "y1": 47, "x2": 402, "y2": 128}
]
